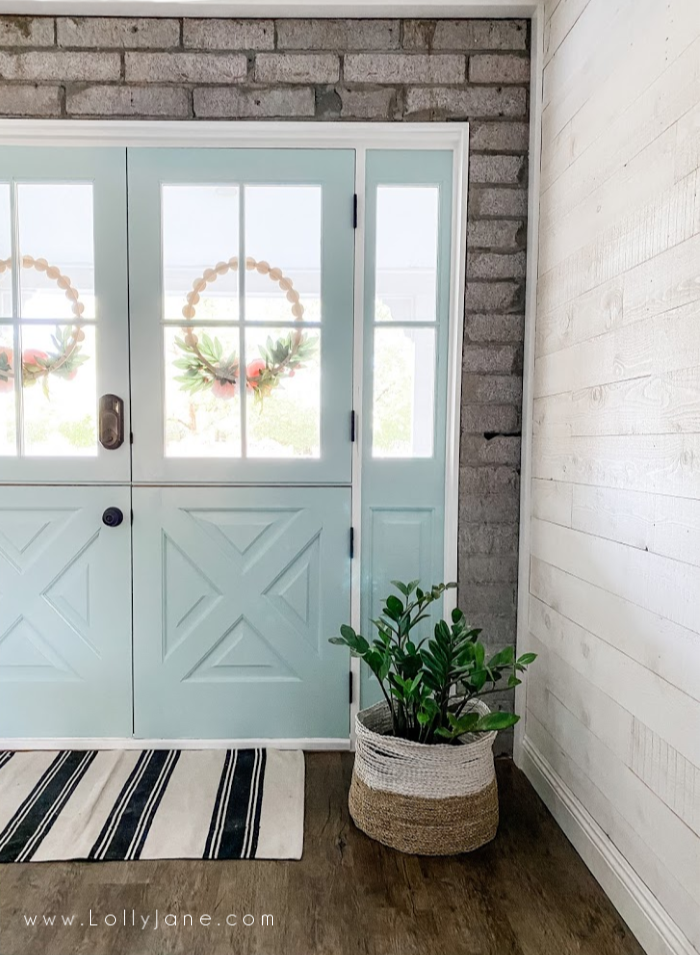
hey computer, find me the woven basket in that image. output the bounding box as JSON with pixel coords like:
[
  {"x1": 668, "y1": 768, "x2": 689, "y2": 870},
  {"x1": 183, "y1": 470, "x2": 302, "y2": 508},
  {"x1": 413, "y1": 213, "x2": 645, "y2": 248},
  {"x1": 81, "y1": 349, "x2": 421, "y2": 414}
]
[{"x1": 349, "y1": 699, "x2": 499, "y2": 855}]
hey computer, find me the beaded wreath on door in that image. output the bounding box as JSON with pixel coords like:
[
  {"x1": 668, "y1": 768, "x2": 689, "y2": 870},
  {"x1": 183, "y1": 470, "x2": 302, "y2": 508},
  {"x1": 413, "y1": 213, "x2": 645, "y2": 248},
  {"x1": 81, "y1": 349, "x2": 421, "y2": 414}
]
[
  {"x1": 0, "y1": 255, "x2": 89, "y2": 397},
  {"x1": 174, "y1": 255, "x2": 317, "y2": 404},
  {"x1": 0, "y1": 254, "x2": 317, "y2": 404}
]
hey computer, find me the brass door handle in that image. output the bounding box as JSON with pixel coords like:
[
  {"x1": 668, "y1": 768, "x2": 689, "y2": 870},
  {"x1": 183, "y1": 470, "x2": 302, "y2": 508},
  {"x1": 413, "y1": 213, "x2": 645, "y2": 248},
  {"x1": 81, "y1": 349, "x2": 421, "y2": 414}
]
[{"x1": 98, "y1": 394, "x2": 124, "y2": 450}]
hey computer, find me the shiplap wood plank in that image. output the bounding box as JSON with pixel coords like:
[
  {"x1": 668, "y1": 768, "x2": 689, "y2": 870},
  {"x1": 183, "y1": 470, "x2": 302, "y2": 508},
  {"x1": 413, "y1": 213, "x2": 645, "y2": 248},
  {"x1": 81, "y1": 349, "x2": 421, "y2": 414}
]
[
  {"x1": 675, "y1": 96, "x2": 700, "y2": 183},
  {"x1": 630, "y1": 717, "x2": 700, "y2": 837},
  {"x1": 529, "y1": 557, "x2": 700, "y2": 704},
  {"x1": 652, "y1": 493, "x2": 700, "y2": 568},
  {"x1": 536, "y1": 168, "x2": 700, "y2": 316},
  {"x1": 531, "y1": 636, "x2": 700, "y2": 837},
  {"x1": 570, "y1": 483, "x2": 654, "y2": 551},
  {"x1": 542, "y1": 0, "x2": 642, "y2": 125},
  {"x1": 540, "y1": 38, "x2": 700, "y2": 259},
  {"x1": 530, "y1": 518, "x2": 700, "y2": 631},
  {"x1": 535, "y1": 232, "x2": 700, "y2": 359},
  {"x1": 532, "y1": 432, "x2": 700, "y2": 500},
  {"x1": 531, "y1": 478, "x2": 572, "y2": 526},
  {"x1": 526, "y1": 711, "x2": 700, "y2": 955},
  {"x1": 543, "y1": 0, "x2": 591, "y2": 68},
  {"x1": 528, "y1": 598, "x2": 700, "y2": 768},
  {"x1": 571, "y1": 483, "x2": 654, "y2": 552},
  {"x1": 540, "y1": 97, "x2": 700, "y2": 275},
  {"x1": 534, "y1": 303, "x2": 700, "y2": 398},
  {"x1": 533, "y1": 367, "x2": 700, "y2": 437},
  {"x1": 527, "y1": 682, "x2": 700, "y2": 899},
  {"x1": 540, "y1": 4, "x2": 700, "y2": 192},
  {"x1": 569, "y1": 484, "x2": 700, "y2": 568},
  {"x1": 534, "y1": 301, "x2": 700, "y2": 398}
]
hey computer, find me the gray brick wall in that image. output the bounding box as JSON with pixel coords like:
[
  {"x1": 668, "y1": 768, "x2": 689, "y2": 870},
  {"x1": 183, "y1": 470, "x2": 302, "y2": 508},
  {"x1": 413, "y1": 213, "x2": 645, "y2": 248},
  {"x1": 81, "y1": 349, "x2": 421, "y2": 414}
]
[{"x1": 0, "y1": 15, "x2": 529, "y2": 751}]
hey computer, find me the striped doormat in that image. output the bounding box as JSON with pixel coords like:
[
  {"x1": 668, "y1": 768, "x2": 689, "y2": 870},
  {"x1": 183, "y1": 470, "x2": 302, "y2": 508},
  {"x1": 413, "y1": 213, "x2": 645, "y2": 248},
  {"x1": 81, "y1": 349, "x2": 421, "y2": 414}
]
[{"x1": 0, "y1": 749, "x2": 304, "y2": 862}]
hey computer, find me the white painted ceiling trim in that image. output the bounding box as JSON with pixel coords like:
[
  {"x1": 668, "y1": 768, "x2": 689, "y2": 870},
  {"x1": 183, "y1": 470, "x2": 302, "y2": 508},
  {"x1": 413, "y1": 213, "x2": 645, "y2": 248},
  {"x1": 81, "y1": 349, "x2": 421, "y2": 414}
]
[{"x1": 0, "y1": 0, "x2": 539, "y2": 17}]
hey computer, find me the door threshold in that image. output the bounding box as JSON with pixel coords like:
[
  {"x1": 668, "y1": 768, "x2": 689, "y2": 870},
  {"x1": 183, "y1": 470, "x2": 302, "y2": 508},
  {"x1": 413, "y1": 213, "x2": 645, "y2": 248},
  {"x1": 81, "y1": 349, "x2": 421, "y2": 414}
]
[{"x1": 0, "y1": 737, "x2": 352, "y2": 751}]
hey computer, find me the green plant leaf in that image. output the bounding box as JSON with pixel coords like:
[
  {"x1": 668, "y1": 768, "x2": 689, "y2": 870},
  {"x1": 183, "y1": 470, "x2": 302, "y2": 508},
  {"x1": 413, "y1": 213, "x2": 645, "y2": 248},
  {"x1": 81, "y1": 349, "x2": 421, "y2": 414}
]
[
  {"x1": 476, "y1": 712, "x2": 520, "y2": 731},
  {"x1": 517, "y1": 652, "x2": 538, "y2": 665}
]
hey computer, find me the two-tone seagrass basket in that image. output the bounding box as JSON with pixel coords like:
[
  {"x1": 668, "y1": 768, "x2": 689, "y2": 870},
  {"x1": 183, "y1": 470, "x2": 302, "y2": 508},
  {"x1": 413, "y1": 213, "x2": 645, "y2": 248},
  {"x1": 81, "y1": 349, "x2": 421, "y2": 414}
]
[{"x1": 349, "y1": 698, "x2": 499, "y2": 855}]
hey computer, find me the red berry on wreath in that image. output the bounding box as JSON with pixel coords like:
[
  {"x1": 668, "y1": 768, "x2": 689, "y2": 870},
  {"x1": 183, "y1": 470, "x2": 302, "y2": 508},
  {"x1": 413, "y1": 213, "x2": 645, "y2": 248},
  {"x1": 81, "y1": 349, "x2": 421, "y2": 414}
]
[
  {"x1": 22, "y1": 348, "x2": 48, "y2": 366},
  {"x1": 246, "y1": 359, "x2": 267, "y2": 390},
  {"x1": 212, "y1": 379, "x2": 237, "y2": 400}
]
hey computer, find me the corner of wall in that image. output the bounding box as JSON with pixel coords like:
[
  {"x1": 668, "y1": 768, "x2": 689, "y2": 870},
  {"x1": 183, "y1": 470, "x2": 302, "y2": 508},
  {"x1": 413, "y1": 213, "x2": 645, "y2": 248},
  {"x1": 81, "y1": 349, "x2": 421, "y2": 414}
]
[{"x1": 520, "y1": 736, "x2": 697, "y2": 955}]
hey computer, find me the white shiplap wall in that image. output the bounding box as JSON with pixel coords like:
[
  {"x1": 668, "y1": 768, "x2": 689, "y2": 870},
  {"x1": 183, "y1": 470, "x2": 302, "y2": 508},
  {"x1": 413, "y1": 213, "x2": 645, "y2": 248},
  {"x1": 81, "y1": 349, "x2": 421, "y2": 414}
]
[{"x1": 520, "y1": 2, "x2": 700, "y2": 954}]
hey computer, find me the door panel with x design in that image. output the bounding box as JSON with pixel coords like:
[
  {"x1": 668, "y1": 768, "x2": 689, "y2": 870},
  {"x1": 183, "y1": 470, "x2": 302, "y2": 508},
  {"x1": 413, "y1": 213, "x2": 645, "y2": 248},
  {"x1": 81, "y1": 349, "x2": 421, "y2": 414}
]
[
  {"x1": 0, "y1": 486, "x2": 132, "y2": 738},
  {"x1": 133, "y1": 486, "x2": 351, "y2": 739}
]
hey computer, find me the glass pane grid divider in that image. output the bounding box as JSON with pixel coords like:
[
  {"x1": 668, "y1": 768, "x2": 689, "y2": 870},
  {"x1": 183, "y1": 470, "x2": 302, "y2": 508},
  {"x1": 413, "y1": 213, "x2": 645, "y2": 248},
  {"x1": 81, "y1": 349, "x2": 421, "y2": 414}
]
[
  {"x1": 372, "y1": 320, "x2": 438, "y2": 328},
  {"x1": 160, "y1": 319, "x2": 322, "y2": 329},
  {"x1": 0, "y1": 318, "x2": 99, "y2": 325},
  {"x1": 9, "y1": 181, "x2": 22, "y2": 457},
  {"x1": 238, "y1": 183, "x2": 247, "y2": 459}
]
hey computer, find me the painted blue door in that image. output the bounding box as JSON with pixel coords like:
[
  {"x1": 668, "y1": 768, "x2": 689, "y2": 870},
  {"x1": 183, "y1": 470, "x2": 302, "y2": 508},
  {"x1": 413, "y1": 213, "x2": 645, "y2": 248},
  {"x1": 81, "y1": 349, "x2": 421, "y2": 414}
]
[
  {"x1": 128, "y1": 149, "x2": 355, "y2": 739},
  {"x1": 127, "y1": 148, "x2": 355, "y2": 485},
  {"x1": 360, "y1": 150, "x2": 455, "y2": 707},
  {"x1": 0, "y1": 149, "x2": 132, "y2": 739},
  {"x1": 0, "y1": 488, "x2": 132, "y2": 738},
  {"x1": 133, "y1": 486, "x2": 351, "y2": 739}
]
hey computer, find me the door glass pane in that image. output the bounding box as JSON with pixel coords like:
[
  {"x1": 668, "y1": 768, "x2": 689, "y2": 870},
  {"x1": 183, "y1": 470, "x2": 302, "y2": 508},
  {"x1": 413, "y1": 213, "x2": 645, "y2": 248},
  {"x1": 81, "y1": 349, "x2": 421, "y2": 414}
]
[
  {"x1": 375, "y1": 186, "x2": 439, "y2": 323},
  {"x1": 245, "y1": 186, "x2": 321, "y2": 323},
  {"x1": 0, "y1": 326, "x2": 16, "y2": 455},
  {"x1": 21, "y1": 323, "x2": 97, "y2": 456},
  {"x1": 17, "y1": 184, "x2": 95, "y2": 320},
  {"x1": 0, "y1": 185, "x2": 11, "y2": 317},
  {"x1": 165, "y1": 325, "x2": 242, "y2": 458},
  {"x1": 245, "y1": 325, "x2": 320, "y2": 458},
  {"x1": 372, "y1": 327, "x2": 435, "y2": 458},
  {"x1": 162, "y1": 185, "x2": 239, "y2": 322}
]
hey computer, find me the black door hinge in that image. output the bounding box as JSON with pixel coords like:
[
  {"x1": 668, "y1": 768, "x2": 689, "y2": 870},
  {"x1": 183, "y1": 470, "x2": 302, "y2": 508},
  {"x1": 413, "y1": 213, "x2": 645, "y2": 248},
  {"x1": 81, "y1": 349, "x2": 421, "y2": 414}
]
[
  {"x1": 349, "y1": 670, "x2": 354, "y2": 704},
  {"x1": 353, "y1": 193, "x2": 358, "y2": 229},
  {"x1": 129, "y1": 431, "x2": 134, "y2": 445},
  {"x1": 350, "y1": 527, "x2": 355, "y2": 559},
  {"x1": 130, "y1": 509, "x2": 134, "y2": 526},
  {"x1": 350, "y1": 410, "x2": 356, "y2": 442}
]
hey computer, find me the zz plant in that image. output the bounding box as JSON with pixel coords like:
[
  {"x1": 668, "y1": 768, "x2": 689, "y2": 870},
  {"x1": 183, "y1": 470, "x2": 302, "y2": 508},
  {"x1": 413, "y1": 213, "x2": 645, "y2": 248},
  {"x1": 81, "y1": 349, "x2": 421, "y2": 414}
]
[{"x1": 330, "y1": 580, "x2": 536, "y2": 745}]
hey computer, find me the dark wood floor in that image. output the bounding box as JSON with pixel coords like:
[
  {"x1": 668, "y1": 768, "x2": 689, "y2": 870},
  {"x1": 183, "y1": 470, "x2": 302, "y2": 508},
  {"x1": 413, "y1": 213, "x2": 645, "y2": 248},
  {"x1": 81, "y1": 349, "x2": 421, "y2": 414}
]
[{"x1": 0, "y1": 754, "x2": 644, "y2": 955}]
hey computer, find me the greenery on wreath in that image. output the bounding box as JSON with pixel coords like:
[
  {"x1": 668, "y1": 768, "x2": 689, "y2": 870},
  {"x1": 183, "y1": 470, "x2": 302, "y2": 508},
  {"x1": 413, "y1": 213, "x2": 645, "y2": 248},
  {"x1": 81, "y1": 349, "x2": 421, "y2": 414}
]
[
  {"x1": 173, "y1": 329, "x2": 317, "y2": 404},
  {"x1": 0, "y1": 325, "x2": 88, "y2": 399},
  {"x1": 330, "y1": 580, "x2": 536, "y2": 745}
]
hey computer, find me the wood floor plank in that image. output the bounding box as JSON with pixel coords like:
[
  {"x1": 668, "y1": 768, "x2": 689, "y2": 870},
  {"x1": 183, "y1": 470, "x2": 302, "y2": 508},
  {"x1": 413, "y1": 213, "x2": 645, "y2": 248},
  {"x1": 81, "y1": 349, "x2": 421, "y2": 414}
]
[{"x1": 0, "y1": 754, "x2": 646, "y2": 955}]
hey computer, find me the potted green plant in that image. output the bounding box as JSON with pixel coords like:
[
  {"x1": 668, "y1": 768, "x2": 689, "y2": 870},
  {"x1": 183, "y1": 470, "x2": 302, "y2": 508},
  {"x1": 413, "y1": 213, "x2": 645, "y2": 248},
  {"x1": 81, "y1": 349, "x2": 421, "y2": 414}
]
[{"x1": 330, "y1": 580, "x2": 536, "y2": 855}]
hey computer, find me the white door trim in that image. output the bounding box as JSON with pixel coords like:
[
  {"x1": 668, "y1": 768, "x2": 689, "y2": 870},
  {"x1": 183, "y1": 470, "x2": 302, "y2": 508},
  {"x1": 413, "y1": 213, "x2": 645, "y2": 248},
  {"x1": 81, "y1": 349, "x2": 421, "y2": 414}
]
[
  {"x1": 0, "y1": 1, "x2": 540, "y2": 18},
  {"x1": 0, "y1": 737, "x2": 352, "y2": 750},
  {"x1": 0, "y1": 120, "x2": 468, "y2": 151}
]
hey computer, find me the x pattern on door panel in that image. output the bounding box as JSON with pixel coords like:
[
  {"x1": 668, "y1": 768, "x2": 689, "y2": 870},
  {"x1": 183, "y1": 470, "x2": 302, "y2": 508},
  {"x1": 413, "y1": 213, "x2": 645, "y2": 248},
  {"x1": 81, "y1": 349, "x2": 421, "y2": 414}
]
[
  {"x1": 0, "y1": 507, "x2": 100, "y2": 682},
  {"x1": 159, "y1": 506, "x2": 323, "y2": 686}
]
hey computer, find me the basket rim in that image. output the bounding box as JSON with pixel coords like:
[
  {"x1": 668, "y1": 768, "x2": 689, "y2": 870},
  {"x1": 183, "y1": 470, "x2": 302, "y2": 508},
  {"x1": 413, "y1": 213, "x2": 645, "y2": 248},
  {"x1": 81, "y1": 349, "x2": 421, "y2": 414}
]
[{"x1": 355, "y1": 698, "x2": 498, "y2": 751}]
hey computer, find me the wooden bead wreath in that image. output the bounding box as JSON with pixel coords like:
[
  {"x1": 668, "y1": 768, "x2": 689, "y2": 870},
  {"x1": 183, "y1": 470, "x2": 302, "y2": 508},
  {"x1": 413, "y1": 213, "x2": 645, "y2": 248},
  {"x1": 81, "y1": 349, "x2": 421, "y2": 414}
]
[
  {"x1": 0, "y1": 255, "x2": 88, "y2": 397},
  {"x1": 174, "y1": 255, "x2": 317, "y2": 403}
]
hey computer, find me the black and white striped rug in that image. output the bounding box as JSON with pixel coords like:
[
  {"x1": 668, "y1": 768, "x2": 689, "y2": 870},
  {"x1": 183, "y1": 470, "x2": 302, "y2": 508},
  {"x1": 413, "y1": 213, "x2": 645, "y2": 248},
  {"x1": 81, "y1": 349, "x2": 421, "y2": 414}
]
[{"x1": 0, "y1": 749, "x2": 304, "y2": 862}]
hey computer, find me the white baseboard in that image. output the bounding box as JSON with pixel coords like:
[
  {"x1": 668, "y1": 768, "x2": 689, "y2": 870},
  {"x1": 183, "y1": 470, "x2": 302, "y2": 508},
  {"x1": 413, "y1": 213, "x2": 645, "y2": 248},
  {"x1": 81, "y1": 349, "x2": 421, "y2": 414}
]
[
  {"x1": 520, "y1": 737, "x2": 696, "y2": 955},
  {"x1": 0, "y1": 737, "x2": 352, "y2": 751}
]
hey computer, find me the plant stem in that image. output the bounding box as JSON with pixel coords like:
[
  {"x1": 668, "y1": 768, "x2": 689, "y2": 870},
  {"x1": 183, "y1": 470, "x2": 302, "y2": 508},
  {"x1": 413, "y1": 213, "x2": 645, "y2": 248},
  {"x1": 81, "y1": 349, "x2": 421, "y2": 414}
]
[{"x1": 377, "y1": 680, "x2": 398, "y2": 736}]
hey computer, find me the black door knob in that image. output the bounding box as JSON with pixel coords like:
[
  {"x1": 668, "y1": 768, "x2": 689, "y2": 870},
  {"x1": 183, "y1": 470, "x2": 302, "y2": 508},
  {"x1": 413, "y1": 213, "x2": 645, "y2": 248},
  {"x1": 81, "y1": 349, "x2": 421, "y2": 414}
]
[{"x1": 102, "y1": 507, "x2": 124, "y2": 528}]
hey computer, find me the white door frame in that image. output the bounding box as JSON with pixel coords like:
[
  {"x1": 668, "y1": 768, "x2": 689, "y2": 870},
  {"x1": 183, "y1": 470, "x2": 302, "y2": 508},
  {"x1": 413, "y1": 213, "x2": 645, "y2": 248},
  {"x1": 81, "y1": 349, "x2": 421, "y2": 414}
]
[
  {"x1": 0, "y1": 1, "x2": 540, "y2": 16},
  {"x1": 0, "y1": 121, "x2": 469, "y2": 750}
]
